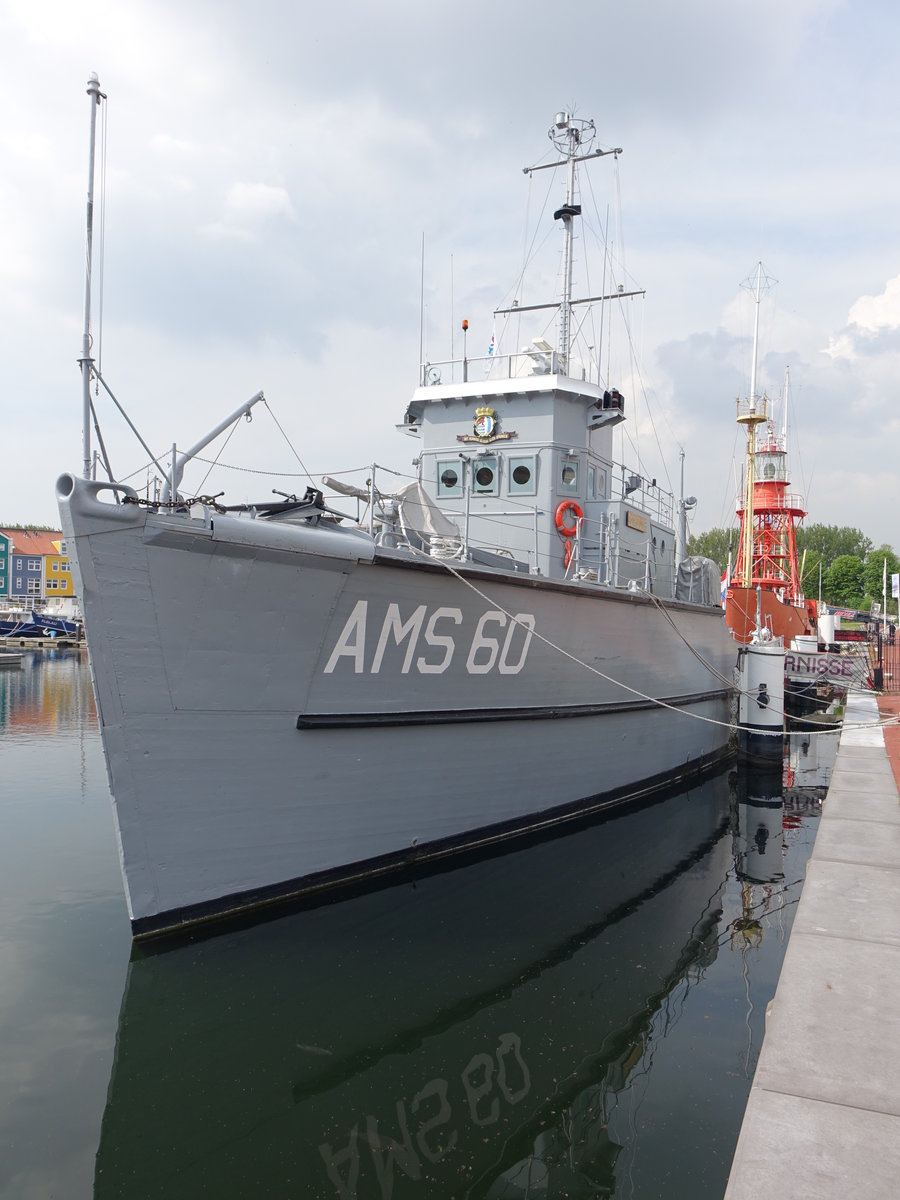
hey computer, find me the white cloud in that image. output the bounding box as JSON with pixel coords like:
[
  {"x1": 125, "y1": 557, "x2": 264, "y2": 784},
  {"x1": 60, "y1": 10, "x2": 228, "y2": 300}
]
[
  {"x1": 824, "y1": 274, "x2": 900, "y2": 360},
  {"x1": 203, "y1": 181, "x2": 296, "y2": 239},
  {"x1": 149, "y1": 132, "x2": 195, "y2": 156},
  {"x1": 823, "y1": 331, "x2": 858, "y2": 361},
  {"x1": 225, "y1": 181, "x2": 295, "y2": 222},
  {"x1": 847, "y1": 274, "x2": 900, "y2": 332}
]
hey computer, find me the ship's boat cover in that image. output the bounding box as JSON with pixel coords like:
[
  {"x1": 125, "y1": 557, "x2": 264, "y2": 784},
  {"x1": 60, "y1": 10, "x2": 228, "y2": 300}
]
[
  {"x1": 675, "y1": 556, "x2": 722, "y2": 606},
  {"x1": 395, "y1": 480, "x2": 461, "y2": 546}
]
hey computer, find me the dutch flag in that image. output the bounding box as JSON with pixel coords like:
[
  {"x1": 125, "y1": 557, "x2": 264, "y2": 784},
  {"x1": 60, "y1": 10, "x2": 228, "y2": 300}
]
[{"x1": 484, "y1": 327, "x2": 497, "y2": 375}]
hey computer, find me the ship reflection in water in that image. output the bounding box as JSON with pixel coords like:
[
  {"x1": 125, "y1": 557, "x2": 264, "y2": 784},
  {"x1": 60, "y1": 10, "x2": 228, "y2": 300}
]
[{"x1": 92, "y1": 756, "x2": 826, "y2": 1200}]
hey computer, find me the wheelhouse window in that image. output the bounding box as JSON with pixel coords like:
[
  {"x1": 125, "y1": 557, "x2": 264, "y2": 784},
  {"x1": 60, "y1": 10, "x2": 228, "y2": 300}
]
[
  {"x1": 508, "y1": 456, "x2": 536, "y2": 496},
  {"x1": 472, "y1": 456, "x2": 499, "y2": 496},
  {"x1": 436, "y1": 460, "x2": 463, "y2": 498},
  {"x1": 559, "y1": 457, "x2": 579, "y2": 495}
]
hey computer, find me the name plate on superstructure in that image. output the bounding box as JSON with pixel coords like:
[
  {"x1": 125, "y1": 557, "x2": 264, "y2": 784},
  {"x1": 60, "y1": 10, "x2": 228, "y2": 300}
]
[{"x1": 625, "y1": 510, "x2": 648, "y2": 533}]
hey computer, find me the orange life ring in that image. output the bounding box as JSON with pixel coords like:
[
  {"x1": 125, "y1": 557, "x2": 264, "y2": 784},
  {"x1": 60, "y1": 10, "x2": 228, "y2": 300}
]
[{"x1": 555, "y1": 500, "x2": 584, "y2": 539}]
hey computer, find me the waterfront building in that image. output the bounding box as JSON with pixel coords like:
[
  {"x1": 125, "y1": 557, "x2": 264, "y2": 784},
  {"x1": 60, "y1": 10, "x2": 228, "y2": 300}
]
[
  {"x1": 45, "y1": 540, "x2": 75, "y2": 598},
  {"x1": 0, "y1": 529, "x2": 73, "y2": 603},
  {"x1": 0, "y1": 531, "x2": 9, "y2": 598}
]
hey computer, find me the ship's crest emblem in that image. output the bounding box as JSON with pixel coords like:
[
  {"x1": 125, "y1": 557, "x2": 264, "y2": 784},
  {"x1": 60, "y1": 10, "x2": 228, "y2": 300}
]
[{"x1": 458, "y1": 406, "x2": 516, "y2": 445}]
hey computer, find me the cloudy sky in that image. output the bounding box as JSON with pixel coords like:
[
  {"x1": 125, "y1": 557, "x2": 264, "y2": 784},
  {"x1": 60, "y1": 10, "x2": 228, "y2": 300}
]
[{"x1": 3, "y1": 0, "x2": 900, "y2": 548}]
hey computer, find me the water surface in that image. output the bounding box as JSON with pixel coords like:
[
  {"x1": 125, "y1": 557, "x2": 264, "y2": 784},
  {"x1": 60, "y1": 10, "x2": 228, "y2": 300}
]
[{"x1": 0, "y1": 651, "x2": 829, "y2": 1199}]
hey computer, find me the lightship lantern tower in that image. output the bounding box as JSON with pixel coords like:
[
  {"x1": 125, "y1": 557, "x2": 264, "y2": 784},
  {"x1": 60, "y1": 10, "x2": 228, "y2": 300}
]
[
  {"x1": 725, "y1": 266, "x2": 814, "y2": 646},
  {"x1": 734, "y1": 363, "x2": 806, "y2": 600}
]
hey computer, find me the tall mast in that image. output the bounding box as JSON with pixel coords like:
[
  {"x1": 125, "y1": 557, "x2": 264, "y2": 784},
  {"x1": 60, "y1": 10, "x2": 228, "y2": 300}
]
[
  {"x1": 521, "y1": 114, "x2": 621, "y2": 374},
  {"x1": 80, "y1": 74, "x2": 104, "y2": 479},
  {"x1": 748, "y1": 262, "x2": 763, "y2": 410},
  {"x1": 740, "y1": 425, "x2": 757, "y2": 589},
  {"x1": 736, "y1": 263, "x2": 767, "y2": 589},
  {"x1": 557, "y1": 118, "x2": 579, "y2": 367}
]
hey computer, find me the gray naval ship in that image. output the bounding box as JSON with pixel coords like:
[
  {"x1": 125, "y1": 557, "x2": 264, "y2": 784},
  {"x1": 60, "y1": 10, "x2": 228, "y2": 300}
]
[{"x1": 58, "y1": 84, "x2": 736, "y2": 937}]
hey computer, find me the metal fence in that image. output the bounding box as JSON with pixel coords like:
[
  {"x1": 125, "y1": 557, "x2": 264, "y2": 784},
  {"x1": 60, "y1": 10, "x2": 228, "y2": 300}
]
[{"x1": 875, "y1": 632, "x2": 900, "y2": 693}]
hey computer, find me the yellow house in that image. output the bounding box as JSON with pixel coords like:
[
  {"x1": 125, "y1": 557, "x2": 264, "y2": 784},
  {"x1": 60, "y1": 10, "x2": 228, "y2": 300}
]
[{"x1": 45, "y1": 539, "x2": 75, "y2": 597}]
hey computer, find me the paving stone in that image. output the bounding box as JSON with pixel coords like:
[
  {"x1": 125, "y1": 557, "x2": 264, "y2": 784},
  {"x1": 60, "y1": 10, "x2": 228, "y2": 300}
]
[
  {"x1": 754, "y1": 933, "x2": 900, "y2": 1117},
  {"x1": 794, "y1": 859, "x2": 900, "y2": 946},
  {"x1": 822, "y1": 782, "x2": 900, "y2": 823},
  {"x1": 725, "y1": 1090, "x2": 900, "y2": 1200},
  {"x1": 726, "y1": 691, "x2": 900, "y2": 1197},
  {"x1": 813, "y1": 816, "x2": 900, "y2": 868}
]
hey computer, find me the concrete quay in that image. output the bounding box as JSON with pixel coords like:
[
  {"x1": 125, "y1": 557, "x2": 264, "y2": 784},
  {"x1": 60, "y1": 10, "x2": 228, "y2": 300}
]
[{"x1": 725, "y1": 690, "x2": 900, "y2": 1199}]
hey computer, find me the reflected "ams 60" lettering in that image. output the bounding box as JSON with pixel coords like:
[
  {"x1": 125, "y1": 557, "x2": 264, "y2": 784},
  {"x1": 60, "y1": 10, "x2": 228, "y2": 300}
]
[{"x1": 323, "y1": 602, "x2": 536, "y2": 676}]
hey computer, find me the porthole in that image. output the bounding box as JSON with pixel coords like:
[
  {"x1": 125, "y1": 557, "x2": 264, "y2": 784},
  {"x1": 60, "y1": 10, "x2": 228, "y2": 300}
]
[
  {"x1": 437, "y1": 460, "x2": 463, "y2": 498},
  {"x1": 473, "y1": 456, "x2": 499, "y2": 495},
  {"x1": 509, "y1": 456, "x2": 537, "y2": 496}
]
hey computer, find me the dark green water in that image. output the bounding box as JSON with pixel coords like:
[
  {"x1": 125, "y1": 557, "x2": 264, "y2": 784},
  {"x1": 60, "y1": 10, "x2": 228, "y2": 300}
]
[{"x1": 0, "y1": 651, "x2": 829, "y2": 1199}]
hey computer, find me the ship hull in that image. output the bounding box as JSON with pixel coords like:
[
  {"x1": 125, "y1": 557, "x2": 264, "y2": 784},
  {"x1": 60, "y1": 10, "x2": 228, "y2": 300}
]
[
  {"x1": 725, "y1": 585, "x2": 815, "y2": 646},
  {"x1": 58, "y1": 475, "x2": 736, "y2": 936}
]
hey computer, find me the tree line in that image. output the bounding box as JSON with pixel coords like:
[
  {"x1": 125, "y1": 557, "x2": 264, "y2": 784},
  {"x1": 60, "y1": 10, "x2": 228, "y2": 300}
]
[
  {"x1": 686, "y1": 523, "x2": 899, "y2": 616},
  {"x1": 0, "y1": 522, "x2": 58, "y2": 531}
]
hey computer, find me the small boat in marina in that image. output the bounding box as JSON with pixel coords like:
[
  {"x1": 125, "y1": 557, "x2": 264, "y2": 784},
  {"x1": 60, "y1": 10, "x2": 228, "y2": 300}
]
[
  {"x1": 30, "y1": 610, "x2": 83, "y2": 638},
  {"x1": 0, "y1": 614, "x2": 45, "y2": 639},
  {"x1": 0, "y1": 606, "x2": 28, "y2": 635},
  {"x1": 58, "y1": 81, "x2": 736, "y2": 938},
  {"x1": 0, "y1": 609, "x2": 83, "y2": 640}
]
